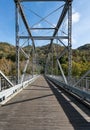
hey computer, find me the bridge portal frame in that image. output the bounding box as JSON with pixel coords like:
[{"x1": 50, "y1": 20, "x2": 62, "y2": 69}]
[{"x1": 14, "y1": 0, "x2": 72, "y2": 84}]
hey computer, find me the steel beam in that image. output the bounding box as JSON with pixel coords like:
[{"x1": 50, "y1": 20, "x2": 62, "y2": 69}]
[
  {"x1": 57, "y1": 59, "x2": 68, "y2": 84},
  {"x1": 15, "y1": 2, "x2": 20, "y2": 84},
  {"x1": 49, "y1": 1, "x2": 69, "y2": 49},
  {"x1": 57, "y1": 47, "x2": 68, "y2": 59},
  {"x1": 15, "y1": 1, "x2": 35, "y2": 83},
  {"x1": 17, "y1": 2, "x2": 35, "y2": 49},
  {"x1": 19, "y1": 0, "x2": 66, "y2": 2},
  {"x1": 58, "y1": 39, "x2": 67, "y2": 47},
  {"x1": 32, "y1": 46, "x2": 35, "y2": 77},
  {"x1": 21, "y1": 59, "x2": 29, "y2": 83},
  {"x1": 20, "y1": 48, "x2": 29, "y2": 59},
  {"x1": 0, "y1": 71, "x2": 14, "y2": 87},
  {"x1": 68, "y1": 0, "x2": 72, "y2": 83},
  {"x1": 73, "y1": 70, "x2": 90, "y2": 87},
  {"x1": 19, "y1": 36, "x2": 68, "y2": 40},
  {"x1": 30, "y1": 28, "x2": 56, "y2": 30}
]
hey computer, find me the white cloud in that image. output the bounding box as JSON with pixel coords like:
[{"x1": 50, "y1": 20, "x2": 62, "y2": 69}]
[
  {"x1": 33, "y1": 23, "x2": 42, "y2": 28},
  {"x1": 72, "y1": 12, "x2": 80, "y2": 24},
  {"x1": 65, "y1": 10, "x2": 80, "y2": 27},
  {"x1": 72, "y1": 36, "x2": 76, "y2": 44},
  {"x1": 52, "y1": 23, "x2": 56, "y2": 27},
  {"x1": 72, "y1": 10, "x2": 80, "y2": 48},
  {"x1": 32, "y1": 23, "x2": 42, "y2": 34}
]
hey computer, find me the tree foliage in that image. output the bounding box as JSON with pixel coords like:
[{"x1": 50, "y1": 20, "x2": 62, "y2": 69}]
[{"x1": 0, "y1": 42, "x2": 90, "y2": 77}]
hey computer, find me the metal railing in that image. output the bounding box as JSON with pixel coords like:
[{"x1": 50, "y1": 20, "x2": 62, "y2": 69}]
[
  {"x1": 47, "y1": 72, "x2": 90, "y2": 92},
  {"x1": 46, "y1": 75, "x2": 90, "y2": 103},
  {"x1": 0, "y1": 71, "x2": 14, "y2": 91},
  {"x1": 72, "y1": 70, "x2": 90, "y2": 92},
  {"x1": 0, "y1": 74, "x2": 39, "y2": 103},
  {"x1": 71, "y1": 77, "x2": 90, "y2": 92},
  {"x1": 0, "y1": 71, "x2": 36, "y2": 92}
]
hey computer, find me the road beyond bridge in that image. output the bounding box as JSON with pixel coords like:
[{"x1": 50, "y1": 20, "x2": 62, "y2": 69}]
[{"x1": 0, "y1": 76, "x2": 90, "y2": 130}]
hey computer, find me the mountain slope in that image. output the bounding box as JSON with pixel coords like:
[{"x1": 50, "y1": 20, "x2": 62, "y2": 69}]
[
  {"x1": 0, "y1": 42, "x2": 15, "y2": 61},
  {"x1": 0, "y1": 42, "x2": 90, "y2": 76},
  {"x1": 78, "y1": 43, "x2": 90, "y2": 50}
]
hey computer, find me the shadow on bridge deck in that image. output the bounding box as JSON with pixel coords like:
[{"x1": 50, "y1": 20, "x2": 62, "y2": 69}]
[
  {"x1": 0, "y1": 76, "x2": 90, "y2": 130},
  {"x1": 2, "y1": 93, "x2": 54, "y2": 106},
  {"x1": 46, "y1": 78, "x2": 90, "y2": 130}
]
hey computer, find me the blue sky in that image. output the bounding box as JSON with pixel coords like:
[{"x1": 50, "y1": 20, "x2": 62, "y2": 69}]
[{"x1": 0, "y1": 0, "x2": 90, "y2": 49}]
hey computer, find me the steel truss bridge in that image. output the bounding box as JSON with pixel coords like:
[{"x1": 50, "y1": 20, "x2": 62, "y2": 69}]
[
  {"x1": 0, "y1": 0, "x2": 90, "y2": 130},
  {"x1": 14, "y1": 0, "x2": 72, "y2": 84}
]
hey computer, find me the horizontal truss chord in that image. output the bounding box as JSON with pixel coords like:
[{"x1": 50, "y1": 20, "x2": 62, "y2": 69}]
[{"x1": 19, "y1": 36, "x2": 68, "y2": 40}]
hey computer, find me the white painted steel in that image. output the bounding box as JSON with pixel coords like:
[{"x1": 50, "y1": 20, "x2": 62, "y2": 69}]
[
  {"x1": 0, "y1": 75, "x2": 39, "y2": 103},
  {"x1": 0, "y1": 70, "x2": 14, "y2": 87},
  {"x1": 57, "y1": 59, "x2": 68, "y2": 84}
]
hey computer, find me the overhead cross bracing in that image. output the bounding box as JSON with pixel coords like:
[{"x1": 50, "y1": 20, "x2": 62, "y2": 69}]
[{"x1": 14, "y1": 0, "x2": 72, "y2": 84}]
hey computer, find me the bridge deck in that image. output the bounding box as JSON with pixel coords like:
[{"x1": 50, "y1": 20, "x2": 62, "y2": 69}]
[{"x1": 0, "y1": 76, "x2": 90, "y2": 130}]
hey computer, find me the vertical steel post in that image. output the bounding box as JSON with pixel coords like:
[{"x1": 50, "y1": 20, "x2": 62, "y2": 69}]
[
  {"x1": 45, "y1": 57, "x2": 48, "y2": 75},
  {"x1": 0, "y1": 77, "x2": 1, "y2": 91},
  {"x1": 56, "y1": 35, "x2": 59, "y2": 75},
  {"x1": 52, "y1": 45, "x2": 53, "y2": 76},
  {"x1": 32, "y1": 45, "x2": 34, "y2": 77},
  {"x1": 68, "y1": 1, "x2": 72, "y2": 83},
  {"x1": 45, "y1": 61, "x2": 46, "y2": 75},
  {"x1": 34, "y1": 49, "x2": 36, "y2": 75},
  {"x1": 86, "y1": 77, "x2": 88, "y2": 91},
  {"x1": 46, "y1": 54, "x2": 50, "y2": 75},
  {"x1": 15, "y1": 2, "x2": 20, "y2": 84}
]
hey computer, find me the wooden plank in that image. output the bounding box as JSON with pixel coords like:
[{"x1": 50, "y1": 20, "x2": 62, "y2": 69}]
[{"x1": 0, "y1": 76, "x2": 90, "y2": 130}]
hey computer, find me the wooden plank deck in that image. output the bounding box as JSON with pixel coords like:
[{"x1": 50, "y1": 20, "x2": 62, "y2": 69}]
[{"x1": 0, "y1": 76, "x2": 90, "y2": 130}]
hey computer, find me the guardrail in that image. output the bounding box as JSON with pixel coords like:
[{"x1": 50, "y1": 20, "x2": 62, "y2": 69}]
[
  {"x1": 71, "y1": 77, "x2": 90, "y2": 92},
  {"x1": 46, "y1": 75, "x2": 90, "y2": 103},
  {"x1": 47, "y1": 75, "x2": 90, "y2": 92},
  {"x1": 0, "y1": 75, "x2": 39, "y2": 104},
  {"x1": 0, "y1": 71, "x2": 14, "y2": 91},
  {"x1": 0, "y1": 74, "x2": 37, "y2": 91},
  {"x1": 73, "y1": 70, "x2": 90, "y2": 92}
]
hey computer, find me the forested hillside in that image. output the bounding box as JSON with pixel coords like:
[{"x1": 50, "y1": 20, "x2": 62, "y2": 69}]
[{"x1": 0, "y1": 42, "x2": 90, "y2": 77}]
